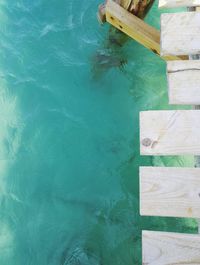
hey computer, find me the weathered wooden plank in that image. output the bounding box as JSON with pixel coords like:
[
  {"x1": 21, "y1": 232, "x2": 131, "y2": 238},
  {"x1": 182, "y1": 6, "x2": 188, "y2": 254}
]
[
  {"x1": 98, "y1": 0, "x2": 155, "y2": 23},
  {"x1": 105, "y1": 0, "x2": 186, "y2": 60},
  {"x1": 159, "y1": 0, "x2": 200, "y2": 8},
  {"x1": 140, "y1": 166, "x2": 200, "y2": 218},
  {"x1": 161, "y1": 12, "x2": 200, "y2": 56},
  {"x1": 167, "y1": 60, "x2": 200, "y2": 105},
  {"x1": 106, "y1": 0, "x2": 160, "y2": 53},
  {"x1": 143, "y1": 230, "x2": 200, "y2": 265},
  {"x1": 140, "y1": 110, "x2": 200, "y2": 155},
  {"x1": 127, "y1": 0, "x2": 155, "y2": 19}
]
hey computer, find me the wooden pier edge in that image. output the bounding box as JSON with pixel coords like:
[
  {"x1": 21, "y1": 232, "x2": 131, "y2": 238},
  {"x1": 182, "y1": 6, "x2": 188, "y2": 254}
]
[
  {"x1": 167, "y1": 60, "x2": 200, "y2": 105},
  {"x1": 140, "y1": 110, "x2": 200, "y2": 156},
  {"x1": 159, "y1": 0, "x2": 200, "y2": 8},
  {"x1": 161, "y1": 12, "x2": 200, "y2": 56},
  {"x1": 142, "y1": 230, "x2": 200, "y2": 264},
  {"x1": 140, "y1": 166, "x2": 200, "y2": 218},
  {"x1": 98, "y1": 0, "x2": 156, "y2": 23}
]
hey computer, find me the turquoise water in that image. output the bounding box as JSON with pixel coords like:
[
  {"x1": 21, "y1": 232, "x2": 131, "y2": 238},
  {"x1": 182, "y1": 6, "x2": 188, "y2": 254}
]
[{"x1": 0, "y1": 1, "x2": 197, "y2": 264}]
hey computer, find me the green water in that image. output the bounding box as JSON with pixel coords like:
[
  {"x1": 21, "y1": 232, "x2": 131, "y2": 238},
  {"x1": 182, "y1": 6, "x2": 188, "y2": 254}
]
[{"x1": 0, "y1": 1, "x2": 197, "y2": 264}]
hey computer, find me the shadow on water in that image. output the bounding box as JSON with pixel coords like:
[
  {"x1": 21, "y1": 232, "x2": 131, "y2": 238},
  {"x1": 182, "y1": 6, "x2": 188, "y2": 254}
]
[
  {"x1": 91, "y1": 9, "x2": 131, "y2": 80},
  {"x1": 91, "y1": 48, "x2": 127, "y2": 80}
]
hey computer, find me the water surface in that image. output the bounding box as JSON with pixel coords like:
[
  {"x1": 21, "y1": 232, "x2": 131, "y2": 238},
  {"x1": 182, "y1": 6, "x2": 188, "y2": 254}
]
[{"x1": 0, "y1": 1, "x2": 197, "y2": 264}]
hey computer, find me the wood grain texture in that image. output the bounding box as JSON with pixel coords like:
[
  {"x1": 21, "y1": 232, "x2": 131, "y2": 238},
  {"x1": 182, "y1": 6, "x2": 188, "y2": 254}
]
[
  {"x1": 105, "y1": 0, "x2": 186, "y2": 60},
  {"x1": 167, "y1": 60, "x2": 200, "y2": 105},
  {"x1": 159, "y1": 0, "x2": 200, "y2": 8},
  {"x1": 142, "y1": 230, "x2": 200, "y2": 265},
  {"x1": 161, "y1": 12, "x2": 200, "y2": 56},
  {"x1": 140, "y1": 110, "x2": 200, "y2": 155},
  {"x1": 140, "y1": 166, "x2": 200, "y2": 218}
]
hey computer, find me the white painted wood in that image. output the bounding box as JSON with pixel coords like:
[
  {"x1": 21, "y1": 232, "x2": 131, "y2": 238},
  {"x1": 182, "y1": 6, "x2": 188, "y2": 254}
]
[
  {"x1": 159, "y1": 0, "x2": 200, "y2": 8},
  {"x1": 140, "y1": 110, "x2": 200, "y2": 155},
  {"x1": 167, "y1": 60, "x2": 200, "y2": 105},
  {"x1": 161, "y1": 12, "x2": 200, "y2": 56},
  {"x1": 143, "y1": 230, "x2": 200, "y2": 265},
  {"x1": 140, "y1": 166, "x2": 200, "y2": 218}
]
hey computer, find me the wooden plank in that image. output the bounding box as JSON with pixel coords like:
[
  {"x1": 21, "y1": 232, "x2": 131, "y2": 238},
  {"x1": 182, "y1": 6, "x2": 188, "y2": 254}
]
[
  {"x1": 120, "y1": 0, "x2": 132, "y2": 10},
  {"x1": 98, "y1": 0, "x2": 155, "y2": 24},
  {"x1": 167, "y1": 60, "x2": 200, "y2": 105},
  {"x1": 105, "y1": 0, "x2": 187, "y2": 60},
  {"x1": 142, "y1": 230, "x2": 200, "y2": 265},
  {"x1": 140, "y1": 110, "x2": 200, "y2": 155},
  {"x1": 140, "y1": 166, "x2": 200, "y2": 218},
  {"x1": 159, "y1": 0, "x2": 200, "y2": 8},
  {"x1": 161, "y1": 12, "x2": 200, "y2": 56},
  {"x1": 127, "y1": 0, "x2": 155, "y2": 19}
]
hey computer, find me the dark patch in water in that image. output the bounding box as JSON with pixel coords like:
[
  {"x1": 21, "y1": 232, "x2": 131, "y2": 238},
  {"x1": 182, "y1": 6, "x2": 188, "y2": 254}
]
[
  {"x1": 93, "y1": 51, "x2": 127, "y2": 69},
  {"x1": 91, "y1": 50, "x2": 127, "y2": 80},
  {"x1": 55, "y1": 196, "x2": 97, "y2": 215}
]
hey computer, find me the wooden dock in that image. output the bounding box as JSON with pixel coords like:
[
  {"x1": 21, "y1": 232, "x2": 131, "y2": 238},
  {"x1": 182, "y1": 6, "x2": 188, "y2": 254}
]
[
  {"x1": 140, "y1": 1, "x2": 200, "y2": 264},
  {"x1": 102, "y1": 0, "x2": 200, "y2": 264}
]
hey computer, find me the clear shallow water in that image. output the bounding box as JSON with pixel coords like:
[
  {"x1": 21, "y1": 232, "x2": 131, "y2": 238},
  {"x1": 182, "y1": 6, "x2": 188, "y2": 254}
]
[{"x1": 0, "y1": 1, "x2": 197, "y2": 264}]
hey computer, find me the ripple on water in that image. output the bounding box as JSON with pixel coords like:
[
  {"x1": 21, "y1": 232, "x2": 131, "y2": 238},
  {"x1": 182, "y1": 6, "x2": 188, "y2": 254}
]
[{"x1": 0, "y1": 1, "x2": 196, "y2": 265}]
